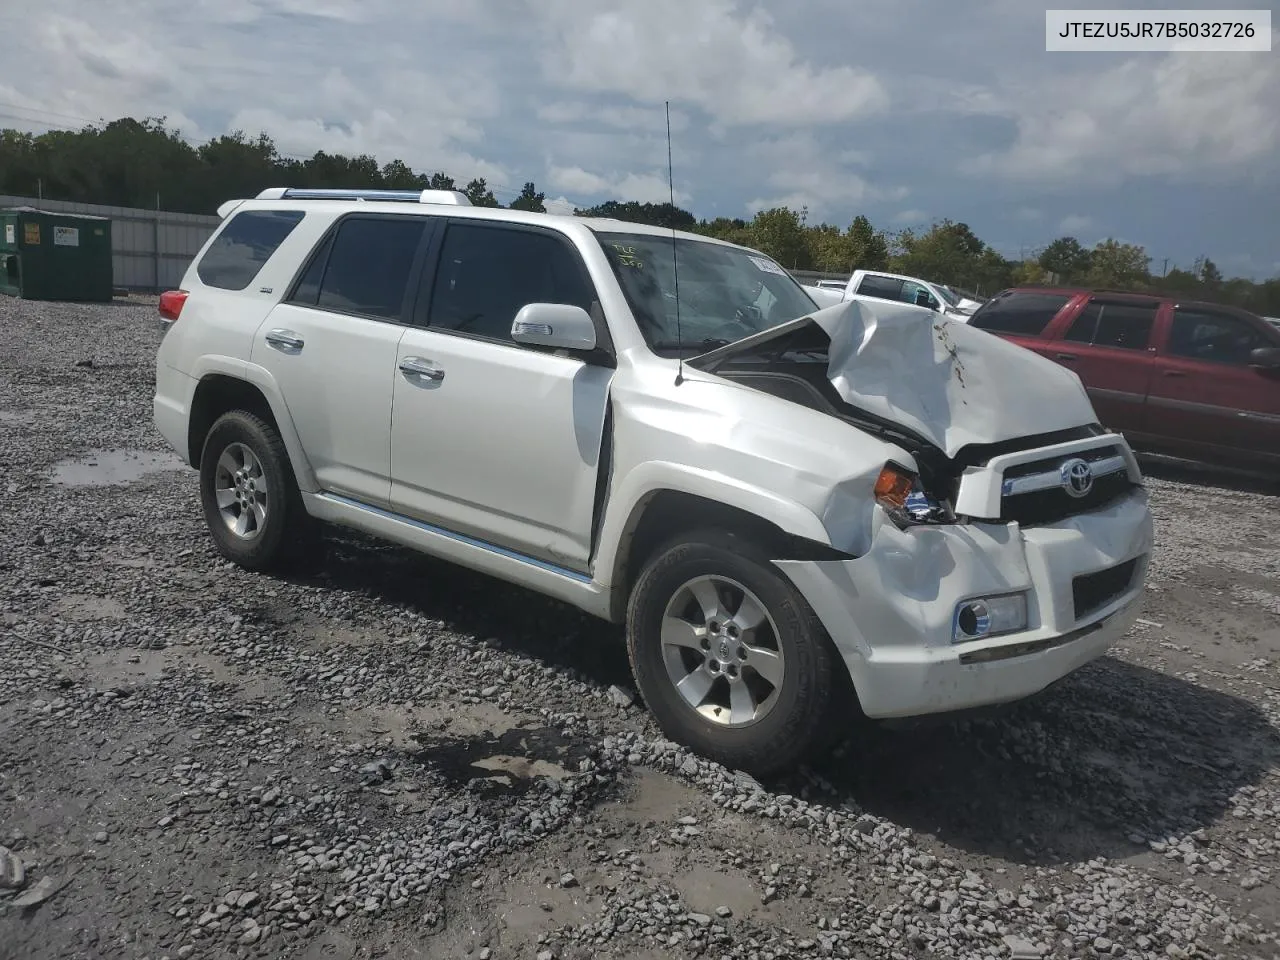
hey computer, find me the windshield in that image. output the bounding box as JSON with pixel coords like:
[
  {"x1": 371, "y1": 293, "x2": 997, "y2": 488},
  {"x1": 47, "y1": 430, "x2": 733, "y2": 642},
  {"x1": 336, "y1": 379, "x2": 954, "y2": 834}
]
[
  {"x1": 934, "y1": 284, "x2": 962, "y2": 307},
  {"x1": 596, "y1": 231, "x2": 819, "y2": 352}
]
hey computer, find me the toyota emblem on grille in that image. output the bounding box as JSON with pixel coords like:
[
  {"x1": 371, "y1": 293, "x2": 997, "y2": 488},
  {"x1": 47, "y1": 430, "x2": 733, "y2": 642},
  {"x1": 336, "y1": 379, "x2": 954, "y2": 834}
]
[{"x1": 1059, "y1": 457, "x2": 1094, "y2": 498}]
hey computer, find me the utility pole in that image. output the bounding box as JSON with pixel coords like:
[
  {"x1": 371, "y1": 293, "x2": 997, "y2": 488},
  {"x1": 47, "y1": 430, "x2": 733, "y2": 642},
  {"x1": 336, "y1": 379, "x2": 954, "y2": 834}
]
[
  {"x1": 154, "y1": 192, "x2": 161, "y2": 292},
  {"x1": 1162, "y1": 258, "x2": 1169, "y2": 277}
]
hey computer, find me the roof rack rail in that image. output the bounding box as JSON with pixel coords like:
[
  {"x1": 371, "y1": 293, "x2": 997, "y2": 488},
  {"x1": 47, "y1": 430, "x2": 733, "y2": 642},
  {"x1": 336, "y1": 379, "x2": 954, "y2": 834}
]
[{"x1": 255, "y1": 187, "x2": 472, "y2": 206}]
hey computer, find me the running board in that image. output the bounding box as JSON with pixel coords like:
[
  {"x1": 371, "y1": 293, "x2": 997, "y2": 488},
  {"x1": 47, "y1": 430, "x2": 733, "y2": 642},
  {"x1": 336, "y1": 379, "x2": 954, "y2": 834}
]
[{"x1": 304, "y1": 492, "x2": 612, "y2": 621}]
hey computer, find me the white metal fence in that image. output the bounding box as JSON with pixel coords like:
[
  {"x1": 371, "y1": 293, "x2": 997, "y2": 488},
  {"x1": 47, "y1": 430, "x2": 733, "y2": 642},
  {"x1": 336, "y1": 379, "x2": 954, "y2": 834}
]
[{"x1": 0, "y1": 195, "x2": 219, "y2": 292}]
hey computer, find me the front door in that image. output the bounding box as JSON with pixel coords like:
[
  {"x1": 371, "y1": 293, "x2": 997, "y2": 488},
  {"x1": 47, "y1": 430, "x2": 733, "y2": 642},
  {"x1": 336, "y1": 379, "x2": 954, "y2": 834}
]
[
  {"x1": 252, "y1": 214, "x2": 431, "y2": 506},
  {"x1": 389, "y1": 219, "x2": 613, "y2": 571}
]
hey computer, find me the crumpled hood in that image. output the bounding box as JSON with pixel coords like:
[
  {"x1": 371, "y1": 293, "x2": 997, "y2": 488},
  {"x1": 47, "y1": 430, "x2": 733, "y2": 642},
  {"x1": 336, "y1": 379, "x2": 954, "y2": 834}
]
[
  {"x1": 691, "y1": 299, "x2": 1099, "y2": 458},
  {"x1": 812, "y1": 299, "x2": 1097, "y2": 457}
]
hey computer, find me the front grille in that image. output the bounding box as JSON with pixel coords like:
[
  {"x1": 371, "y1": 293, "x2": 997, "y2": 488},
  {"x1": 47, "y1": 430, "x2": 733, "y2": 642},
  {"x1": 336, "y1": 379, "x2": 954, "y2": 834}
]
[
  {"x1": 1000, "y1": 471, "x2": 1134, "y2": 526},
  {"x1": 1001, "y1": 444, "x2": 1122, "y2": 482},
  {"x1": 1072, "y1": 558, "x2": 1139, "y2": 621}
]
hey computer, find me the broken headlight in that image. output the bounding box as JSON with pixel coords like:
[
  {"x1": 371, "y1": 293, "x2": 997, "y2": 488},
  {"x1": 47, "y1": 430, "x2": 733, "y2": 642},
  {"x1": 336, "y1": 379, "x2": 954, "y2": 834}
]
[{"x1": 875, "y1": 463, "x2": 953, "y2": 528}]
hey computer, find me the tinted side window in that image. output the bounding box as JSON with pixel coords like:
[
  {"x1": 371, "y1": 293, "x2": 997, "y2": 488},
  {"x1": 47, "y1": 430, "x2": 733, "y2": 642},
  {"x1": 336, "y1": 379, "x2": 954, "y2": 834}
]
[
  {"x1": 289, "y1": 234, "x2": 333, "y2": 306},
  {"x1": 900, "y1": 279, "x2": 938, "y2": 309},
  {"x1": 1064, "y1": 303, "x2": 1100, "y2": 343},
  {"x1": 197, "y1": 210, "x2": 305, "y2": 291},
  {"x1": 316, "y1": 217, "x2": 426, "y2": 320},
  {"x1": 969, "y1": 292, "x2": 1071, "y2": 336},
  {"x1": 857, "y1": 274, "x2": 903, "y2": 301},
  {"x1": 429, "y1": 224, "x2": 593, "y2": 342},
  {"x1": 1168, "y1": 310, "x2": 1269, "y2": 364},
  {"x1": 1093, "y1": 302, "x2": 1156, "y2": 350}
]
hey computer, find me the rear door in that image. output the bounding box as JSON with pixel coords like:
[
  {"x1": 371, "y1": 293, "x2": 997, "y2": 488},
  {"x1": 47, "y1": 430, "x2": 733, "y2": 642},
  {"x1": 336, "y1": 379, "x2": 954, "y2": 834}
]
[
  {"x1": 252, "y1": 214, "x2": 433, "y2": 507},
  {"x1": 1147, "y1": 306, "x2": 1280, "y2": 467},
  {"x1": 1049, "y1": 296, "x2": 1159, "y2": 436}
]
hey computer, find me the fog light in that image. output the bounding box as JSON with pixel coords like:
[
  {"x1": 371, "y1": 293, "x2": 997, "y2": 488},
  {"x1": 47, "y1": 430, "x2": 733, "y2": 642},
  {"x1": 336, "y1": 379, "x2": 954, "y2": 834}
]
[{"x1": 953, "y1": 593, "x2": 1028, "y2": 643}]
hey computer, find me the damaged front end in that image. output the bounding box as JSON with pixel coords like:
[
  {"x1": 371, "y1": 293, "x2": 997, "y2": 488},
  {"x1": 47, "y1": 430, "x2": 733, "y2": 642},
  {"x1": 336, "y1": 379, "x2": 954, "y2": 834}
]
[
  {"x1": 685, "y1": 298, "x2": 1141, "y2": 530},
  {"x1": 687, "y1": 299, "x2": 1153, "y2": 719}
]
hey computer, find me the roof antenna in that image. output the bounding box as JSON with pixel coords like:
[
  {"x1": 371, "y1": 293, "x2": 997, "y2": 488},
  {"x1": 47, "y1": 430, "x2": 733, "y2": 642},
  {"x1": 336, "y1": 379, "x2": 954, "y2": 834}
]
[{"x1": 666, "y1": 100, "x2": 684, "y2": 386}]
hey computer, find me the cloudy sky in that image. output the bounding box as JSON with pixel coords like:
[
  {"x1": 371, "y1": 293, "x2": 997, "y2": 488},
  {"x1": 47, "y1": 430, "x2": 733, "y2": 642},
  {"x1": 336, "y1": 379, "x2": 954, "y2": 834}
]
[{"x1": 2, "y1": 0, "x2": 1277, "y2": 278}]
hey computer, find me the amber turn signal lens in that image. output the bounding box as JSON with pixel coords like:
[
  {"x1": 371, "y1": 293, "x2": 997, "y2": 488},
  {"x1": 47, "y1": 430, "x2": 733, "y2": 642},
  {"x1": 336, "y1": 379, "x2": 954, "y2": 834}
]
[{"x1": 874, "y1": 464, "x2": 915, "y2": 510}]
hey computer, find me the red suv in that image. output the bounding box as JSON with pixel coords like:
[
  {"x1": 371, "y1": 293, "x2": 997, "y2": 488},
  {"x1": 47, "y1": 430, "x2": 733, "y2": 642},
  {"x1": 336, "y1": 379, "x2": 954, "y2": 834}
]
[{"x1": 967, "y1": 288, "x2": 1280, "y2": 474}]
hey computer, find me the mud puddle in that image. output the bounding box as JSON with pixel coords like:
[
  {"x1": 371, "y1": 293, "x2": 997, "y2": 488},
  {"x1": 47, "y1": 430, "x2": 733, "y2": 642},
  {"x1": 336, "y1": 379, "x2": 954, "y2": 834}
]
[
  {"x1": 51, "y1": 448, "x2": 184, "y2": 487},
  {"x1": 410, "y1": 726, "x2": 585, "y2": 794}
]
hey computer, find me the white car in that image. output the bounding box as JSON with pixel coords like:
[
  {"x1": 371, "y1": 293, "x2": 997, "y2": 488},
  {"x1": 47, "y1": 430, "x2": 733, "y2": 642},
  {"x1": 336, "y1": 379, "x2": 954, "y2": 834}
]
[
  {"x1": 804, "y1": 269, "x2": 980, "y2": 322},
  {"x1": 154, "y1": 187, "x2": 1152, "y2": 775}
]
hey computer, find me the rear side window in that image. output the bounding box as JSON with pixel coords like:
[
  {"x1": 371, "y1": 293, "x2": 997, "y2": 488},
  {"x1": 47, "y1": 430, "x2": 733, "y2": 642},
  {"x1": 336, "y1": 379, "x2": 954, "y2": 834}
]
[
  {"x1": 428, "y1": 223, "x2": 593, "y2": 343},
  {"x1": 1064, "y1": 301, "x2": 1156, "y2": 350},
  {"x1": 315, "y1": 217, "x2": 427, "y2": 320},
  {"x1": 197, "y1": 210, "x2": 305, "y2": 291},
  {"x1": 969, "y1": 292, "x2": 1070, "y2": 336},
  {"x1": 1168, "y1": 309, "x2": 1270, "y2": 364},
  {"x1": 856, "y1": 274, "x2": 904, "y2": 300}
]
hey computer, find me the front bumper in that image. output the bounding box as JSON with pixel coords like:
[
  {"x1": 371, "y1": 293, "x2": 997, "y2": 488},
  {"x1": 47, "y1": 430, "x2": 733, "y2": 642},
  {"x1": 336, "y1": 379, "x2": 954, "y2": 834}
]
[{"x1": 775, "y1": 488, "x2": 1152, "y2": 719}]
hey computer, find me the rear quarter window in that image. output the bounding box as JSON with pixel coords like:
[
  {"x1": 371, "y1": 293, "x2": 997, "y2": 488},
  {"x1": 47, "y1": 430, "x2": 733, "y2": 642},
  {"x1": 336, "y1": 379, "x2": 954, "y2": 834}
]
[
  {"x1": 969, "y1": 292, "x2": 1071, "y2": 336},
  {"x1": 197, "y1": 210, "x2": 306, "y2": 291}
]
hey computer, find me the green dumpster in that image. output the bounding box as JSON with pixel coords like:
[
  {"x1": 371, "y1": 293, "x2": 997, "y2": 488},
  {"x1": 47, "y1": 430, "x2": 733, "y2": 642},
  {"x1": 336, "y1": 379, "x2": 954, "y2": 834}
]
[{"x1": 0, "y1": 207, "x2": 113, "y2": 302}]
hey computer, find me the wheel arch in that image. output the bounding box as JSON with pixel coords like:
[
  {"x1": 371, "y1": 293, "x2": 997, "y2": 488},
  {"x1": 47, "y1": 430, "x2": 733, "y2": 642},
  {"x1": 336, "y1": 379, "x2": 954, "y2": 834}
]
[
  {"x1": 185, "y1": 362, "x2": 317, "y2": 492},
  {"x1": 604, "y1": 485, "x2": 853, "y2": 624}
]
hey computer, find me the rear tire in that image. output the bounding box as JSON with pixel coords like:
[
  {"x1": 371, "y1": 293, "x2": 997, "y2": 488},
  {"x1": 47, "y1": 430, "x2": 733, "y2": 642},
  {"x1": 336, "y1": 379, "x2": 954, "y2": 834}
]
[
  {"x1": 198, "y1": 410, "x2": 317, "y2": 572},
  {"x1": 626, "y1": 528, "x2": 840, "y2": 778}
]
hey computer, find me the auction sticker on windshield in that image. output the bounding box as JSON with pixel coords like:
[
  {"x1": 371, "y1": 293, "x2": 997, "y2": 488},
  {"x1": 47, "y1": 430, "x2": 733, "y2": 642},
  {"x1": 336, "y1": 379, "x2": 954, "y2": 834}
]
[{"x1": 748, "y1": 256, "x2": 788, "y2": 277}]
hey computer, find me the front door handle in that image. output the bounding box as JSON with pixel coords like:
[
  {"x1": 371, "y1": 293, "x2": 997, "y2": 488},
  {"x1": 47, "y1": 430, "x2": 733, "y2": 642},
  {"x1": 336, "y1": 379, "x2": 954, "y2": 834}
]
[
  {"x1": 1055, "y1": 352, "x2": 1079, "y2": 361},
  {"x1": 399, "y1": 357, "x2": 445, "y2": 382},
  {"x1": 265, "y1": 329, "x2": 304, "y2": 352},
  {"x1": 1161, "y1": 369, "x2": 1187, "y2": 378}
]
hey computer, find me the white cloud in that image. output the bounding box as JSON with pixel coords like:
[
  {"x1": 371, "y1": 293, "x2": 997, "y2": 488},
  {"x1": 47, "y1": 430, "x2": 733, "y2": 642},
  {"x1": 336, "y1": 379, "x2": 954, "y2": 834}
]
[
  {"x1": 536, "y1": 101, "x2": 691, "y2": 134},
  {"x1": 743, "y1": 133, "x2": 907, "y2": 220},
  {"x1": 544, "y1": 195, "x2": 577, "y2": 215},
  {"x1": 547, "y1": 165, "x2": 690, "y2": 205},
  {"x1": 967, "y1": 42, "x2": 1280, "y2": 184},
  {"x1": 1058, "y1": 214, "x2": 1093, "y2": 233},
  {"x1": 535, "y1": 0, "x2": 887, "y2": 127},
  {"x1": 0, "y1": 0, "x2": 1274, "y2": 278}
]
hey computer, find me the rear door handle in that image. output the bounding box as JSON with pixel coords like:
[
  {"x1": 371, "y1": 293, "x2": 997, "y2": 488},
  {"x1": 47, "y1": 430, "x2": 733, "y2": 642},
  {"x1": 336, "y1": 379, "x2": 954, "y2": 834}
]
[
  {"x1": 1055, "y1": 352, "x2": 1078, "y2": 361},
  {"x1": 265, "y1": 329, "x2": 304, "y2": 352},
  {"x1": 399, "y1": 357, "x2": 445, "y2": 382},
  {"x1": 1161, "y1": 369, "x2": 1187, "y2": 378}
]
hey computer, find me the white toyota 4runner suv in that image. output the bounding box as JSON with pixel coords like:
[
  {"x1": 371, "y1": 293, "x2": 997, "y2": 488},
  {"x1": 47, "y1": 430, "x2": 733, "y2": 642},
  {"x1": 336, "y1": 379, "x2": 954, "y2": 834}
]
[{"x1": 154, "y1": 187, "x2": 1153, "y2": 776}]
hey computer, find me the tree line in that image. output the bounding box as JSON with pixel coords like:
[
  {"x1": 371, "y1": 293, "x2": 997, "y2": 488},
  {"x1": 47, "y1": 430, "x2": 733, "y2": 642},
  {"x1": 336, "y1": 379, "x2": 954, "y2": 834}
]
[{"x1": 2, "y1": 117, "x2": 1276, "y2": 315}]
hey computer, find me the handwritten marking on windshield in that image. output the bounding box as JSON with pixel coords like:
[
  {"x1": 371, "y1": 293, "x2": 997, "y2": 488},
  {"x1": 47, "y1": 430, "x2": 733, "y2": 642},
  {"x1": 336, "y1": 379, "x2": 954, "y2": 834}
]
[{"x1": 612, "y1": 244, "x2": 644, "y2": 268}]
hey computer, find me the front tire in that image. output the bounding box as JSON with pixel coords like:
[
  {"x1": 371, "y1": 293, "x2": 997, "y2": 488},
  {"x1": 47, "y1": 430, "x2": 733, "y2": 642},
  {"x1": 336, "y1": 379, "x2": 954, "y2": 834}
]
[
  {"x1": 626, "y1": 528, "x2": 840, "y2": 778},
  {"x1": 198, "y1": 410, "x2": 315, "y2": 572}
]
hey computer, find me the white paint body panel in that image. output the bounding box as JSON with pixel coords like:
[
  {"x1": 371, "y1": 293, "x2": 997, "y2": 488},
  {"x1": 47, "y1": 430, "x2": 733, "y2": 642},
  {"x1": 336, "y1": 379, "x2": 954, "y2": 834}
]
[
  {"x1": 811, "y1": 298, "x2": 1099, "y2": 458},
  {"x1": 154, "y1": 195, "x2": 1154, "y2": 720},
  {"x1": 389, "y1": 327, "x2": 613, "y2": 569},
  {"x1": 252, "y1": 303, "x2": 402, "y2": 508}
]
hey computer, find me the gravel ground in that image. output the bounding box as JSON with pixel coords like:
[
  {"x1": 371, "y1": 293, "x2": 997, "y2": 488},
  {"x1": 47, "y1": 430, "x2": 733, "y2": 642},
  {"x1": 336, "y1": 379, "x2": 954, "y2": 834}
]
[{"x1": 2, "y1": 294, "x2": 1279, "y2": 960}]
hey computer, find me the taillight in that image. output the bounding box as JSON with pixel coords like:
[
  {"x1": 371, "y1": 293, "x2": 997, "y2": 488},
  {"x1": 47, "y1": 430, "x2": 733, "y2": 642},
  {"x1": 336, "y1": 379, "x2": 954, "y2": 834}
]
[{"x1": 159, "y1": 290, "x2": 188, "y2": 322}]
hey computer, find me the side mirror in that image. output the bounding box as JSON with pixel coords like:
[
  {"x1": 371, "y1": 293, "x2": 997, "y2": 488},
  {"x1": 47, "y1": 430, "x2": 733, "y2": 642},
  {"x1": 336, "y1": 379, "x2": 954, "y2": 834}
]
[
  {"x1": 1248, "y1": 346, "x2": 1280, "y2": 369},
  {"x1": 511, "y1": 303, "x2": 597, "y2": 351},
  {"x1": 913, "y1": 289, "x2": 938, "y2": 311}
]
